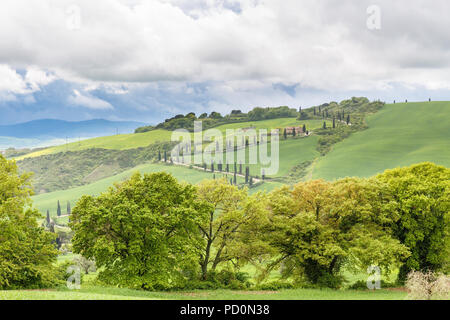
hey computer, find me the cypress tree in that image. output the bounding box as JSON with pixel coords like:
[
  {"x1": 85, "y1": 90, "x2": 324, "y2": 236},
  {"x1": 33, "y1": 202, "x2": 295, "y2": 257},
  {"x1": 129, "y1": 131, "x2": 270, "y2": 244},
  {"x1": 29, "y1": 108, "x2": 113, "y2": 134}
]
[
  {"x1": 249, "y1": 176, "x2": 253, "y2": 187},
  {"x1": 323, "y1": 122, "x2": 327, "y2": 129},
  {"x1": 346, "y1": 115, "x2": 350, "y2": 125},
  {"x1": 57, "y1": 200, "x2": 61, "y2": 217},
  {"x1": 233, "y1": 172, "x2": 237, "y2": 185},
  {"x1": 302, "y1": 124, "x2": 306, "y2": 134},
  {"x1": 245, "y1": 167, "x2": 249, "y2": 184},
  {"x1": 239, "y1": 162, "x2": 242, "y2": 175},
  {"x1": 313, "y1": 107, "x2": 316, "y2": 115},
  {"x1": 283, "y1": 128, "x2": 287, "y2": 140},
  {"x1": 211, "y1": 161, "x2": 215, "y2": 173},
  {"x1": 67, "y1": 201, "x2": 71, "y2": 215},
  {"x1": 262, "y1": 169, "x2": 265, "y2": 181},
  {"x1": 158, "y1": 151, "x2": 161, "y2": 161},
  {"x1": 292, "y1": 127, "x2": 296, "y2": 137},
  {"x1": 333, "y1": 117, "x2": 336, "y2": 129},
  {"x1": 226, "y1": 164, "x2": 229, "y2": 173},
  {"x1": 164, "y1": 150, "x2": 167, "y2": 162},
  {"x1": 46, "y1": 210, "x2": 50, "y2": 226}
]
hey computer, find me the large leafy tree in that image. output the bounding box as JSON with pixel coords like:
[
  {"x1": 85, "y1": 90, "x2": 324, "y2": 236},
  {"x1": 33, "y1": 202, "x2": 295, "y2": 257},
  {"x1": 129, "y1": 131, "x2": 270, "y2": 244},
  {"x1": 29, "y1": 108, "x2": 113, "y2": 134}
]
[
  {"x1": 376, "y1": 162, "x2": 450, "y2": 281},
  {"x1": 0, "y1": 155, "x2": 58, "y2": 289},
  {"x1": 196, "y1": 179, "x2": 266, "y2": 280},
  {"x1": 70, "y1": 172, "x2": 208, "y2": 289},
  {"x1": 245, "y1": 179, "x2": 409, "y2": 288}
]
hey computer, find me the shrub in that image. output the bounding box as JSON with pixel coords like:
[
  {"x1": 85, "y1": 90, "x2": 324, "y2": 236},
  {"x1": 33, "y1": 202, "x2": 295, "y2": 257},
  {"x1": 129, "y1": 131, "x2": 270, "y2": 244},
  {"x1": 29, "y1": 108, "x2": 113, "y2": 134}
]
[
  {"x1": 255, "y1": 281, "x2": 295, "y2": 291},
  {"x1": 406, "y1": 271, "x2": 450, "y2": 300}
]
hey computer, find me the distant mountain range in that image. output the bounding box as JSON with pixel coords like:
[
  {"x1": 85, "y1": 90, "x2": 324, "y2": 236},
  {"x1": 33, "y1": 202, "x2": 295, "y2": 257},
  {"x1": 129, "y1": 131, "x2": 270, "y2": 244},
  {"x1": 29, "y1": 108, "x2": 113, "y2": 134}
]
[{"x1": 0, "y1": 119, "x2": 146, "y2": 149}]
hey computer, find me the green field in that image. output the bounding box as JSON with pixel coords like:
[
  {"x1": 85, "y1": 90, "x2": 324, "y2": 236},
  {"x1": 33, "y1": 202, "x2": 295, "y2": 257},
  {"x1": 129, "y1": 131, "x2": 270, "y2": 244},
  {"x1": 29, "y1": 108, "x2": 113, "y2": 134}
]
[
  {"x1": 17, "y1": 118, "x2": 329, "y2": 160},
  {"x1": 31, "y1": 162, "x2": 282, "y2": 219},
  {"x1": 0, "y1": 287, "x2": 406, "y2": 300},
  {"x1": 313, "y1": 101, "x2": 450, "y2": 180}
]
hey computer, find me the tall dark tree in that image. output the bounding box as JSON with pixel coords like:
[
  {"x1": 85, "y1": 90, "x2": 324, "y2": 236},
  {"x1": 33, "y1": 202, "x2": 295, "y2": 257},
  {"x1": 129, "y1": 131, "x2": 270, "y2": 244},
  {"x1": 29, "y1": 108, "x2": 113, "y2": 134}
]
[
  {"x1": 233, "y1": 172, "x2": 237, "y2": 185},
  {"x1": 46, "y1": 210, "x2": 51, "y2": 226},
  {"x1": 211, "y1": 161, "x2": 215, "y2": 173},
  {"x1": 323, "y1": 122, "x2": 327, "y2": 129},
  {"x1": 164, "y1": 150, "x2": 167, "y2": 162},
  {"x1": 245, "y1": 167, "x2": 249, "y2": 184},
  {"x1": 57, "y1": 200, "x2": 61, "y2": 217},
  {"x1": 346, "y1": 115, "x2": 350, "y2": 125},
  {"x1": 283, "y1": 128, "x2": 287, "y2": 140},
  {"x1": 239, "y1": 162, "x2": 243, "y2": 175},
  {"x1": 226, "y1": 164, "x2": 229, "y2": 173},
  {"x1": 333, "y1": 117, "x2": 336, "y2": 129},
  {"x1": 313, "y1": 107, "x2": 316, "y2": 115},
  {"x1": 158, "y1": 151, "x2": 161, "y2": 161},
  {"x1": 302, "y1": 124, "x2": 306, "y2": 134},
  {"x1": 67, "y1": 201, "x2": 71, "y2": 215},
  {"x1": 262, "y1": 169, "x2": 265, "y2": 181},
  {"x1": 292, "y1": 128, "x2": 296, "y2": 137}
]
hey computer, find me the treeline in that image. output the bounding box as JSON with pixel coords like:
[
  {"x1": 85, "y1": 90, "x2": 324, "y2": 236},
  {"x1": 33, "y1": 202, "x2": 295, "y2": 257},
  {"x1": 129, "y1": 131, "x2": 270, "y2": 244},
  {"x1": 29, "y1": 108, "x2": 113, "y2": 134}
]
[
  {"x1": 135, "y1": 106, "x2": 299, "y2": 133},
  {"x1": 1, "y1": 153, "x2": 449, "y2": 291},
  {"x1": 303, "y1": 97, "x2": 385, "y2": 155},
  {"x1": 66, "y1": 162, "x2": 449, "y2": 291}
]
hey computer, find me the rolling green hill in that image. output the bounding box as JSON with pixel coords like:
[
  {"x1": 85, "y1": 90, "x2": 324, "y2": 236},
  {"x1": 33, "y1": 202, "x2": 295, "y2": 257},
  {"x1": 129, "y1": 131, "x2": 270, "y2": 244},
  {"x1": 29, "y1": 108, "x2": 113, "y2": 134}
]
[
  {"x1": 16, "y1": 118, "x2": 328, "y2": 160},
  {"x1": 313, "y1": 101, "x2": 450, "y2": 180},
  {"x1": 32, "y1": 162, "x2": 282, "y2": 220}
]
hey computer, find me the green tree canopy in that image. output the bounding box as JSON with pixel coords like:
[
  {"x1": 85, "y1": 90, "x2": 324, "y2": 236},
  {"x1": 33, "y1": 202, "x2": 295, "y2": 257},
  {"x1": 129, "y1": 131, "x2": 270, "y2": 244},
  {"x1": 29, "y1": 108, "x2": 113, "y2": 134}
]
[
  {"x1": 243, "y1": 179, "x2": 409, "y2": 288},
  {"x1": 376, "y1": 162, "x2": 450, "y2": 281},
  {"x1": 196, "y1": 179, "x2": 266, "y2": 280},
  {"x1": 70, "y1": 172, "x2": 209, "y2": 290},
  {"x1": 0, "y1": 155, "x2": 58, "y2": 289}
]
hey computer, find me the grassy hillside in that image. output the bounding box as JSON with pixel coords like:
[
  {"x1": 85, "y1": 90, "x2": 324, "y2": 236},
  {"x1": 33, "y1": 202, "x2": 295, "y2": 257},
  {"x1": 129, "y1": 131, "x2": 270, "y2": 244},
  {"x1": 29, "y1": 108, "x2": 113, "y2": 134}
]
[
  {"x1": 32, "y1": 162, "x2": 282, "y2": 220},
  {"x1": 313, "y1": 101, "x2": 450, "y2": 180},
  {"x1": 17, "y1": 118, "x2": 328, "y2": 160}
]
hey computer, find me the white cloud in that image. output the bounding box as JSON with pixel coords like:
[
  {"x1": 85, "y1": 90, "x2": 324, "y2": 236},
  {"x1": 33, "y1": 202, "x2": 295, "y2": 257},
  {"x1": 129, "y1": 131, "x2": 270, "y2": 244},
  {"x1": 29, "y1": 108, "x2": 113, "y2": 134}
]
[
  {"x1": 1, "y1": 0, "x2": 450, "y2": 96},
  {"x1": 0, "y1": 65, "x2": 29, "y2": 94},
  {"x1": 68, "y1": 89, "x2": 114, "y2": 109}
]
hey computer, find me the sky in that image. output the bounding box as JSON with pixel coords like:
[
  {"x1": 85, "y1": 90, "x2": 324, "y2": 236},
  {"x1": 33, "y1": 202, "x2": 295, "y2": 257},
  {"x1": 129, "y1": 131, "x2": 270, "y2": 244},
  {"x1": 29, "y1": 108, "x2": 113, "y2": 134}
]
[{"x1": 1, "y1": 0, "x2": 450, "y2": 125}]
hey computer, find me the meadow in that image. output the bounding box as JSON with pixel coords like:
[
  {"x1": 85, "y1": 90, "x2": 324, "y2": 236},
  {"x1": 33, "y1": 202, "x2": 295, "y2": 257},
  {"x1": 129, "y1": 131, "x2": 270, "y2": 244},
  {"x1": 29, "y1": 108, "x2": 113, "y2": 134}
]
[
  {"x1": 0, "y1": 287, "x2": 406, "y2": 300},
  {"x1": 17, "y1": 118, "x2": 330, "y2": 160},
  {"x1": 31, "y1": 162, "x2": 283, "y2": 220},
  {"x1": 313, "y1": 101, "x2": 450, "y2": 180}
]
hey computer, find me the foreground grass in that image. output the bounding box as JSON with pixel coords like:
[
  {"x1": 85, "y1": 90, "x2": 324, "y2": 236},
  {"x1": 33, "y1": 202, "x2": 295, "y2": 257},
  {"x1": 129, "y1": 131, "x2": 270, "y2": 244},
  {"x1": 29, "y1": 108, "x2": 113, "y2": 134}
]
[{"x1": 0, "y1": 286, "x2": 407, "y2": 300}]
